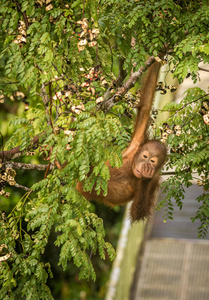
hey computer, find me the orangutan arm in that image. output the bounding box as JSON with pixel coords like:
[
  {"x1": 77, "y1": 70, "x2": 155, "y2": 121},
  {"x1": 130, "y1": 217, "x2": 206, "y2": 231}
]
[{"x1": 123, "y1": 61, "x2": 161, "y2": 159}]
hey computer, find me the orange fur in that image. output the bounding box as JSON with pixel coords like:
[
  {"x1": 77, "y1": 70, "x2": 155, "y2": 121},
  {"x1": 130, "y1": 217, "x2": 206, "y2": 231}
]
[{"x1": 77, "y1": 61, "x2": 167, "y2": 221}]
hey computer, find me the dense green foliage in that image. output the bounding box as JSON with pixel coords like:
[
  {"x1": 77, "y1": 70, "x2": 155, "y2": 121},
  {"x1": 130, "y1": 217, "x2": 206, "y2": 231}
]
[
  {"x1": 0, "y1": 0, "x2": 209, "y2": 298},
  {"x1": 158, "y1": 87, "x2": 209, "y2": 238}
]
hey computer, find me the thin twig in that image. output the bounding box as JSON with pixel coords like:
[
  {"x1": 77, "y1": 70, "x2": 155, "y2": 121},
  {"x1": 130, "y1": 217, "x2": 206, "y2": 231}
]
[
  {"x1": 52, "y1": 63, "x2": 66, "y2": 81},
  {"x1": 199, "y1": 67, "x2": 209, "y2": 73},
  {"x1": 41, "y1": 84, "x2": 52, "y2": 127},
  {"x1": 83, "y1": 0, "x2": 85, "y2": 20},
  {"x1": 14, "y1": 0, "x2": 29, "y2": 29},
  {"x1": 48, "y1": 82, "x2": 54, "y2": 129},
  {"x1": 161, "y1": 171, "x2": 176, "y2": 175},
  {"x1": 3, "y1": 81, "x2": 20, "y2": 85},
  {"x1": 168, "y1": 93, "x2": 209, "y2": 119},
  {"x1": 44, "y1": 77, "x2": 64, "y2": 86},
  {"x1": 14, "y1": 183, "x2": 32, "y2": 192}
]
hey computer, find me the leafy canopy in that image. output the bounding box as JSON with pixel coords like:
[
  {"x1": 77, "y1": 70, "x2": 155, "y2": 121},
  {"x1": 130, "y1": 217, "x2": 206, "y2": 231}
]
[{"x1": 0, "y1": 0, "x2": 209, "y2": 298}]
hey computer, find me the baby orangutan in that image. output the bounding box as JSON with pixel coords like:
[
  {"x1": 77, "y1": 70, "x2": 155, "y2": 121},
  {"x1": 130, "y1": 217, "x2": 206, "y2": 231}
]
[
  {"x1": 77, "y1": 61, "x2": 167, "y2": 221},
  {"x1": 132, "y1": 141, "x2": 166, "y2": 179},
  {"x1": 77, "y1": 140, "x2": 166, "y2": 221},
  {"x1": 129, "y1": 140, "x2": 167, "y2": 220}
]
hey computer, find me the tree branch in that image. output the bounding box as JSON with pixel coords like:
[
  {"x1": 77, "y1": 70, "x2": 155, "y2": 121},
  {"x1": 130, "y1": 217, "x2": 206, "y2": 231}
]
[
  {"x1": 199, "y1": 67, "x2": 209, "y2": 72},
  {"x1": 161, "y1": 171, "x2": 176, "y2": 175},
  {"x1": 115, "y1": 57, "x2": 127, "y2": 86},
  {"x1": 14, "y1": 183, "x2": 32, "y2": 192},
  {"x1": 168, "y1": 93, "x2": 209, "y2": 119},
  {"x1": 100, "y1": 54, "x2": 165, "y2": 111},
  {"x1": 14, "y1": 0, "x2": 29, "y2": 29},
  {"x1": 6, "y1": 161, "x2": 54, "y2": 171},
  {"x1": 44, "y1": 77, "x2": 64, "y2": 86},
  {"x1": 0, "y1": 134, "x2": 44, "y2": 160}
]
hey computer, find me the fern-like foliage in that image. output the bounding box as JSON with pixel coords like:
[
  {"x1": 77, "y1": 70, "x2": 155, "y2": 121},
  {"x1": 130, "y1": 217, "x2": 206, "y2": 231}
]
[
  {"x1": 0, "y1": 0, "x2": 209, "y2": 298},
  {"x1": 158, "y1": 87, "x2": 209, "y2": 237}
]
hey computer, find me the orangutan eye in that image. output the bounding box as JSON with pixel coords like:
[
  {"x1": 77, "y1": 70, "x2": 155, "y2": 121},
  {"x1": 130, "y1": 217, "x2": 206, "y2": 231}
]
[
  {"x1": 150, "y1": 157, "x2": 158, "y2": 164},
  {"x1": 143, "y1": 155, "x2": 148, "y2": 158}
]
